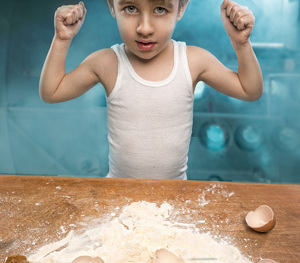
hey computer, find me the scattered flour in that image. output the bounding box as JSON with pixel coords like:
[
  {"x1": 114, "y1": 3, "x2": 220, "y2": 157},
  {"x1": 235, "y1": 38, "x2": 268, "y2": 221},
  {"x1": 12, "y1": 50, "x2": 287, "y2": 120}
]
[{"x1": 28, "y1": 201, "x2": 252, "y2": 263}]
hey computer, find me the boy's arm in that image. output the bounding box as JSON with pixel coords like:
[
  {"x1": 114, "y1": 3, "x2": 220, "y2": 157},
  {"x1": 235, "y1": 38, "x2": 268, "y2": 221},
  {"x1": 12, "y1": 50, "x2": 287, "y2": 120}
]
[
  {"x1": 40, "y1": 2, "x2": 99, "y2": 103},
  {"x1": 190, "y1": 0, "x2": 263, "y2": 102}
]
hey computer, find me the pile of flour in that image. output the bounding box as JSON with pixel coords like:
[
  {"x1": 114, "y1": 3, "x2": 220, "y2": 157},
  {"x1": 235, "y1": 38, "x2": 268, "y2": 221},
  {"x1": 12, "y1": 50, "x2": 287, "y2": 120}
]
[{"x1": 28, "y1": 201, "x2": 252, "y2": 263}]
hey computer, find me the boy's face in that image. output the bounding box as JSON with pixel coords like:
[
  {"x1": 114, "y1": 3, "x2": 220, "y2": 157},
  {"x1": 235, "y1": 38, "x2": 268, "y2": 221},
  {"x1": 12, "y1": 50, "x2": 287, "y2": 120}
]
[{"x1": 108, "y1": 0, "x2": 187, "y2": 61}]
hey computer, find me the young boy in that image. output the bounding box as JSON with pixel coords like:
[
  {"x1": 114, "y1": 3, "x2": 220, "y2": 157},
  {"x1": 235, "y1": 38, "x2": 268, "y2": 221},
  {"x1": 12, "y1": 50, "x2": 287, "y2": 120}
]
[{"x1": 40, "y1": 0, "x2": 263, "y2": 180}]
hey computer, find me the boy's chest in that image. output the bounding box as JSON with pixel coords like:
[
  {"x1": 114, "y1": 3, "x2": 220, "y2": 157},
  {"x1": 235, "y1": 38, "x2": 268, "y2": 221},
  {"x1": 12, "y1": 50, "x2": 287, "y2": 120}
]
[
  {"x1": 108, "y1": 79, "x2": 194, "y2": 132},
  {"x1": 129, "y1": 56, "x2": 174, "y2": 82}
]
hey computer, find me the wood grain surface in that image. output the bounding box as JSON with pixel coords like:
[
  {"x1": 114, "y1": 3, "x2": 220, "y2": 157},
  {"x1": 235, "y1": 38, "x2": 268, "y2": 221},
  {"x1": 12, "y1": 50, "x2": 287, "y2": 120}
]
[{"x1": 0, "y1": 175, "x2": 299, "y2": 262}]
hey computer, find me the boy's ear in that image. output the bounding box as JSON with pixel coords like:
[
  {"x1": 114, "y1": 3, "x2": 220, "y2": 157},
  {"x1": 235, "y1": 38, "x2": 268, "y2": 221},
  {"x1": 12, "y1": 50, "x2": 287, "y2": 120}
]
[
  {"x1": 107, "y1": 0, "x2": 116, "y2": 18},
  {"x1": 176, "y1": 1, "x2": 189, "y2": 21}
]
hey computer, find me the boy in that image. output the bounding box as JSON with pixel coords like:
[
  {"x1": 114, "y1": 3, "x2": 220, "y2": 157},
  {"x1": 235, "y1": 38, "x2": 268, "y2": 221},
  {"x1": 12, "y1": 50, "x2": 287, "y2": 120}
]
[{"x1": 40, "y1": 0, "x2": 263, "y2": 179}]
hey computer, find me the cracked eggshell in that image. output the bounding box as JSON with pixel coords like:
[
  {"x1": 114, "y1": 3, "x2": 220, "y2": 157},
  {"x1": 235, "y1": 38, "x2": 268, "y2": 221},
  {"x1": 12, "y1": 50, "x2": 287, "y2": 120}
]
[
  {"x1": 4, "y1": 255, "x2": 29, "y2": 263},
  {"x1": 258, "y1": 259, "x2": 279, "y2": 263},
  {"x1": 245, "y1": 205, "x2": 276, "y2": 233},
  {"x1": 72, "y1": 256, "x2": 104, "y2": 263}
]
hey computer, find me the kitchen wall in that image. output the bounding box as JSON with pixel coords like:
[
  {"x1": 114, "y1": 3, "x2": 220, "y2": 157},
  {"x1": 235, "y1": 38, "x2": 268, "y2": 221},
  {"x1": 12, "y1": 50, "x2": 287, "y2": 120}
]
[{"x1": 0, "y1": 0, "x2": 299, "y2": 183}]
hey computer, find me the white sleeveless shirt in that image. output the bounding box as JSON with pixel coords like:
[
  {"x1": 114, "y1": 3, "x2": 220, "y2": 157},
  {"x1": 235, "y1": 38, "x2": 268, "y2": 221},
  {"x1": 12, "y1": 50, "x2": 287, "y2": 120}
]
[{"x1": 106, "y1": 40, "x2": 194, "y2": 180}]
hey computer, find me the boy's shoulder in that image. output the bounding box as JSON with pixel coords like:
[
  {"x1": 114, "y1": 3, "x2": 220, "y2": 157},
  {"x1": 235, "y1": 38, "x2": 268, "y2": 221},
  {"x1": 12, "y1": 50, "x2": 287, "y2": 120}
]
[
  {"x1": 86, "y1": 48, "x2": 118, "y2": 94},
  {"x1": 186, "y1": 46, "x2": 213, "y2": 68},
  {"x1": 86, "y1": 48, "x2": 118, "y2": 76},
  {"x1": 186, "y1": 45, "x2": 213, "y2": 59},
  {"x1": 87, "y1": 48, "x2": 117, "y2": 66},
  {"x1": 185, "y1": 45, "x2": 224, "y2": 85}
]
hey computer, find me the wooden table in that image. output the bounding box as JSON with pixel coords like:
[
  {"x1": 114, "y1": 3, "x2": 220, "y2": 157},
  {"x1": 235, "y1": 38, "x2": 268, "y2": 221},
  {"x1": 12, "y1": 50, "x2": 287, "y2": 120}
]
[{"x1": 0, "y1": 175, "x2": 299, "y2": 262}]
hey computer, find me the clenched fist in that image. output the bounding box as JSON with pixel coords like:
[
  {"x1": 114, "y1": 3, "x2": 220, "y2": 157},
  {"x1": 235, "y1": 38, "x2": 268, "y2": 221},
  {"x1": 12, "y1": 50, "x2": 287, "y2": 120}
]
[
  {"x1": 221, "y1": 0, "x2": 255, "y2": 46},
  {"x1": 54, "y1": 1, "x2": 87, "y2": 41}
]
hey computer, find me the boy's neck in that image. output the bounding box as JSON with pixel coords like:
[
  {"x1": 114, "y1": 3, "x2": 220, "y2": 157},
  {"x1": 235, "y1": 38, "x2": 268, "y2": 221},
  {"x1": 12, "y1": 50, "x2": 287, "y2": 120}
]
[{"x1": 124, "y1": 40, "x2": 175, "y2": 82}]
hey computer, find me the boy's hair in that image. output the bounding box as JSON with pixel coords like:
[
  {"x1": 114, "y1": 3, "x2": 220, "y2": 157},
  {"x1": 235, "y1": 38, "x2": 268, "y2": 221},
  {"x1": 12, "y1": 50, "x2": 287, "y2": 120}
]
[
  {"x1": 179, "y1": 0, "x2": 189, "y2": 8},
  {"x1": 108, "y1": 0, "x2": 189, "y2": 9}
]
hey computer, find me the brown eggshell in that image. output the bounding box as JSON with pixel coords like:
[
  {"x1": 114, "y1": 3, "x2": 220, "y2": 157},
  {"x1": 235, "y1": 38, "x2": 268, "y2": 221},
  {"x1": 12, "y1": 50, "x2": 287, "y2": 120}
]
[
  {"x1": 72, "y1": 256, "x2": 104, "y2": 263},
  {"x1": 245, "y1": 205, "x2": 276, "y2": 233},
  {"x1": 153, "y1": 249, "x2": 184, "y2": 263},
  {"x1": 258, "y1": 259, "x2": 279, "y2": 263},
  {"x1": 4, "y1": 255, "x2": 29, "y2": 263}
]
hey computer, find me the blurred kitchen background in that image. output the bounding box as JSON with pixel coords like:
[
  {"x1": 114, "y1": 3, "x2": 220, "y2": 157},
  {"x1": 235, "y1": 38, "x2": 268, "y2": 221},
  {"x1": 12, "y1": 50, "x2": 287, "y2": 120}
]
[{"x1": 0, "y1": 0, "x2": 299, "y2": 183}]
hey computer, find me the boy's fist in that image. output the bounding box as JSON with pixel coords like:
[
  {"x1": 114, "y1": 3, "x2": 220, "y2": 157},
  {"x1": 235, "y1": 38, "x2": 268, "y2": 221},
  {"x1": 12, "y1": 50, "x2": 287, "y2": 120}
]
[
  {"x1": 221, "y1": 0, "x2": 255, "y2": 46},
  {"x1": 54, "y1": 1, "x2": 87, "y2": 41}
]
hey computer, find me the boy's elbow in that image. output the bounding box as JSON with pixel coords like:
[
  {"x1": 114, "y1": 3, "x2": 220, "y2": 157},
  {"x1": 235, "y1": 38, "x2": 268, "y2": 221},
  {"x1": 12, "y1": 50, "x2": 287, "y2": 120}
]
[
  {"x1": 40, "y1": 96, "x2": 58, "y2": 104},
  {"x1": 245, "y1": 86, "x2": 264, "y2": 102},
  {"x1": 40, "y1": 96, "x2": 56, "y2": 104},
  {"x1": 39, "y1": 89, "x2": 57, "y2": 104}
]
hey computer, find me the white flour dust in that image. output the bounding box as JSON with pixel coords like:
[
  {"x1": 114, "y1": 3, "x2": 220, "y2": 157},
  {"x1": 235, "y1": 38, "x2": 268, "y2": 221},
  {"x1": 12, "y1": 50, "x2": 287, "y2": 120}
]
[{"x1": 28, "y1": 201, "x2": 252, "y2": 263}]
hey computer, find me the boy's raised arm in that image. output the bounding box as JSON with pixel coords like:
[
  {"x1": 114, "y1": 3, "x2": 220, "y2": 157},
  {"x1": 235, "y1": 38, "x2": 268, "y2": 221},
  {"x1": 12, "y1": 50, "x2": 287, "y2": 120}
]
[
  {"x1": 220, "y1": 0, "x2": 263, "y2": 100},
  {"x1": 191, "y1": 0, "x2": 263, "y2": 102},
  {"x1": 40, "y1": 2, "x2": 99, "y2": 103}
]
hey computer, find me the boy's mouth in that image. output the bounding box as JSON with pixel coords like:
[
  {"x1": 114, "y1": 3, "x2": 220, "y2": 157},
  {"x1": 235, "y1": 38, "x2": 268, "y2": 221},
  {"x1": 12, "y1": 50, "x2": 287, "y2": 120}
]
[{"x1": 136, "y1": 41, "x2": 157, "y2": 51}]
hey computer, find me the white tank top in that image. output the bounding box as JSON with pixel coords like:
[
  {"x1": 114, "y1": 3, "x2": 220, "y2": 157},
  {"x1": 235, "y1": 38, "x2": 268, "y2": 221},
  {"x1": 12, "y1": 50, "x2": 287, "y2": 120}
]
[{"x1": 106, "y1": 40, "x2": 194, "y2": 180}]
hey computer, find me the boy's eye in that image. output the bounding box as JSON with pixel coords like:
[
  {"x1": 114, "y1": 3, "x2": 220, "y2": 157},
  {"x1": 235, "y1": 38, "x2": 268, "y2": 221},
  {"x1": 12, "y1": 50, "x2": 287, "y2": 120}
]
[
  {"x1": 154, "y1": 7, "x2": 167, "y2": 15},
  {"x1": 124, "y1": 6, "x2": 137, "y2": 14}
]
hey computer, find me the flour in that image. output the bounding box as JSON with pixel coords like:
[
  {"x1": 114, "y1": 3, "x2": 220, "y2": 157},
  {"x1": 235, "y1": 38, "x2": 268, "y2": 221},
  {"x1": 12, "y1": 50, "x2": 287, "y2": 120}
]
[{"x1": 28, "y1": 201, "x2": 252, "y2": 263}]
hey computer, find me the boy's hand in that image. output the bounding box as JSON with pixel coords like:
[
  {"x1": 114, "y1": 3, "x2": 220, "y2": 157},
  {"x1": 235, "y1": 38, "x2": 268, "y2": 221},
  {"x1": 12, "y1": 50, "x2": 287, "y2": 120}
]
[
  {"x1": 220, "y1": 0, "x2": 255, "y2": 46},
  {"x1": 54, "y1": 1, "x2": 87, "y2": 41}
]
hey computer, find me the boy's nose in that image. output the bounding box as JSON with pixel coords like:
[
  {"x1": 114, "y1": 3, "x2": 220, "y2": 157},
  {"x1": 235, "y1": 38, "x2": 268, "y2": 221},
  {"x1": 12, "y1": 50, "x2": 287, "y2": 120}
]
[{"x1": 137, "y1": 14, "x2": 154, "y2": 36}]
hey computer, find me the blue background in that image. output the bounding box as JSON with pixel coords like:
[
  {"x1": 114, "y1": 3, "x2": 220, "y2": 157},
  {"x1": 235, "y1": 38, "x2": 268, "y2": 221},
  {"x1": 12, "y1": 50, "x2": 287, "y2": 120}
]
[{"x1": 0, "y1": 0, "x2": 299, "y2": 183}]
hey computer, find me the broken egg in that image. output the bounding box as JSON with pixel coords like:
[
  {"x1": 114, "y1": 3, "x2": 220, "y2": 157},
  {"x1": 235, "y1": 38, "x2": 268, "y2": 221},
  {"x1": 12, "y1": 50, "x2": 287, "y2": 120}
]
[
  {"x1": 4, "y1": 255, "x2": 29, "y2": 263},
  {"x1": 153, "y1": 249, "x2": 184, "y2": 263},
  {"x1": 71, "y1": 256, "x2": 104, "y2": 263},
  {"x1": 245, "y1": 205, "x2": 276, "y2": 233},
  {"x1": 258, "y1": 259, "x2": 279, "y2": 263}
]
